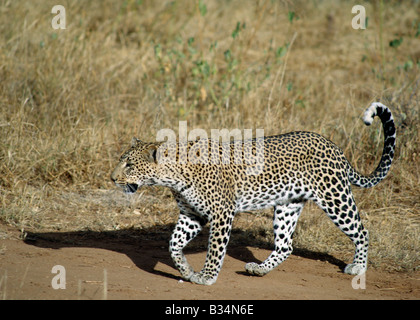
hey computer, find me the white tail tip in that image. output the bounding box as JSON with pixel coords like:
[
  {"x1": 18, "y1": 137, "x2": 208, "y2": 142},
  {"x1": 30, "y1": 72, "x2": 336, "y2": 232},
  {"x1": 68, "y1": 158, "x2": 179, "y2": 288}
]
[{"x1": 363, "y1": 102, "x2": 386, "y2": 126}]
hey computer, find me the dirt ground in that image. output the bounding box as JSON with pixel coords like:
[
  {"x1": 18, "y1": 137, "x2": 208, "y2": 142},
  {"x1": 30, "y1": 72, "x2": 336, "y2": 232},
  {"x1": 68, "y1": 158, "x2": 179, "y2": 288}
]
[{"x1": 0, "y1": 226, "x2": 418, "y2": 300}]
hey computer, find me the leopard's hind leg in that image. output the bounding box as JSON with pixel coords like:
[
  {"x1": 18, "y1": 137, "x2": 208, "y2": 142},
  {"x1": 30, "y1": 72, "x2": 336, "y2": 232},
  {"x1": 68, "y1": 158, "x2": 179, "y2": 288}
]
[
  {"x1": 245, "y1": 202, "x2": 304, "y2": 276},
  {"x1": 315, "y1": 186, "x2": 368, "y2": 275}
]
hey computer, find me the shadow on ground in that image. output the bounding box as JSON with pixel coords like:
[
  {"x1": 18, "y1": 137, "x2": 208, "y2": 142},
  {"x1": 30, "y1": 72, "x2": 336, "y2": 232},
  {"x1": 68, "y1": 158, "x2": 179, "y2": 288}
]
[{"x1": 24, "y1": 225, "x2": 346, "y2": 281}]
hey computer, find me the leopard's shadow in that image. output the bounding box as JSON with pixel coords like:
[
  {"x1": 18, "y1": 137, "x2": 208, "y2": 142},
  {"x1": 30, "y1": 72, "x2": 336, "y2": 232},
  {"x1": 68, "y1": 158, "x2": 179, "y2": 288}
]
[{"x1": 24, "y1": 225, "x2": 346, "y2": 281}]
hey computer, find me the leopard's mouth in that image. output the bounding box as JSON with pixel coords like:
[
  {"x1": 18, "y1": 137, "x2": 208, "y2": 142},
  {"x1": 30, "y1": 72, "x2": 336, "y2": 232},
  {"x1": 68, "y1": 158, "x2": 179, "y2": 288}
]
[{"x1": 117, "y1": 183, "x2": 139, "y2": 194}]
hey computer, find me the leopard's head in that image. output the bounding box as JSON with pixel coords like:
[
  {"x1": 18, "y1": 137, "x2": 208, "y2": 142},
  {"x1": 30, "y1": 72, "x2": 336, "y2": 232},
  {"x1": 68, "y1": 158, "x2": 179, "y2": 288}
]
[{"x1": 111, "y1": 138, "x2": 159, "y2": 194}]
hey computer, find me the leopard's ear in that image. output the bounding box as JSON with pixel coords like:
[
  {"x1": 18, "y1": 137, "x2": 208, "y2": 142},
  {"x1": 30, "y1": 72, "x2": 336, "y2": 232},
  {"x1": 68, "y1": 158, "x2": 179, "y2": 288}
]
[
  {"x1": 145, "y1": 145, "x2": 158, "y2": 163},
  {"x1": 131, "y1": 137, "x2": 141, "y2": 147}
]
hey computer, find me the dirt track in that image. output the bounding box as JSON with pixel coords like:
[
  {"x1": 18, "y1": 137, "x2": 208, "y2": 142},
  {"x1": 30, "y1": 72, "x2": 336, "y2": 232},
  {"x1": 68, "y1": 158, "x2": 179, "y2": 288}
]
[{"x1": 0, "y1": 227, "x2": 418, "y2": 300}]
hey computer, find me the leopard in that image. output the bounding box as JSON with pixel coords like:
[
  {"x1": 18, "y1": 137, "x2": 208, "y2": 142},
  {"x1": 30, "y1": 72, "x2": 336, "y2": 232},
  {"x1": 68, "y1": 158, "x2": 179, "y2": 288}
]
[{"x1": 111, "y1": 102, "x2": 396, "y2": 285}]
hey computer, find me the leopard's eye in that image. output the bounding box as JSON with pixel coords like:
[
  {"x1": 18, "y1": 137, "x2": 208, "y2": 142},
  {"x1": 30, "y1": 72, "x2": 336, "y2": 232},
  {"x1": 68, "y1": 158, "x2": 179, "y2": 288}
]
[{"x1": 125, "y1": 162, "x2": 135, "y2": 170}]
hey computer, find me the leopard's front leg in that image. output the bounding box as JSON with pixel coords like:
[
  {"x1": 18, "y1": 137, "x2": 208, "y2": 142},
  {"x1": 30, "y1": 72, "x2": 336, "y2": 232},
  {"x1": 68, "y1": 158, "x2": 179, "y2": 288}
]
[
  {"x1": 189, "y1": 210, "x2": 234, "y2": 285},
  {"x1": 169, "y1": 212, "x2": 204, "y2": 280}
]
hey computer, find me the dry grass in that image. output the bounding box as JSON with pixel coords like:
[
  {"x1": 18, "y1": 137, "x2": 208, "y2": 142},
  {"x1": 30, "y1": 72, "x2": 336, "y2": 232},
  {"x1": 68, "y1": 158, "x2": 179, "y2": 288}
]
[{"x1": 0, "y1": 0, "x2": 419, "y2": 272}]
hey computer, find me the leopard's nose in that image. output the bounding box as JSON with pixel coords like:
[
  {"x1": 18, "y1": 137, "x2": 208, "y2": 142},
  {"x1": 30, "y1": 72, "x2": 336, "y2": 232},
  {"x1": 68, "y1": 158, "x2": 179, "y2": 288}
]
[{"x1": 110, "y1": 170, "x2": 117, "y2": 183}]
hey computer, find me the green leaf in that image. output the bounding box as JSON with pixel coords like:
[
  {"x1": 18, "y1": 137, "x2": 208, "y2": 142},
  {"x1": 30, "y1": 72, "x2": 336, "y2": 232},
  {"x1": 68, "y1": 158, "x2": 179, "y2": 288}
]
[
  {"x1": 224, "y1": 49, "x2": 232, "y2": 61},
  {"x1": 275, "y1": 46, "x2": 286, "y2": 58},
  {"x1": 288, "y1": 11, "x2": 295, "y2": 23},
  {"x1": 403, "y1": 60, "x2": 413, "y2": 71},
  {"x1": 232, "y1": 22, "x2": 241, "y2": 39},
  {"x1": 209, "y1": 41, "x2": 218, "y2": 52},
  {"x1": 389, "y1": 37, "x2": 403, "y2": 48},
  {"x1": 154, "y1": 44, "x2": 162, "y2": 58},
  {"x1": 198, "y1": 0, "x2": 207, "y2": 17}
]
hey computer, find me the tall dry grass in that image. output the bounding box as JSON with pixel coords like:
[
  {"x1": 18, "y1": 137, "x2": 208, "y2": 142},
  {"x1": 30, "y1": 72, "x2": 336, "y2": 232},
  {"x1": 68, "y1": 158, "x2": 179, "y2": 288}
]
[{"x1": 0, "y1": 0, "x2": 419, "y2": 272}]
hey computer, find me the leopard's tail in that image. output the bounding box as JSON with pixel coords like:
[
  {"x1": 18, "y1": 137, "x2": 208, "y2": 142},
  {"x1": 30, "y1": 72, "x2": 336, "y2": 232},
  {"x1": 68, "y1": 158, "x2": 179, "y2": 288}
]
[{"x1": 348, "y1": 102, "x2": 396, "y2": 188}]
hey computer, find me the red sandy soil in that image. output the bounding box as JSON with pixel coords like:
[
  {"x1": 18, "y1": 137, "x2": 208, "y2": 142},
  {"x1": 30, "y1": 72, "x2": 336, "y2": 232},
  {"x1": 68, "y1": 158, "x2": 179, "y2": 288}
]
[{"x1": 0, "y1": 226, "x2": 418, "y2": 300}]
